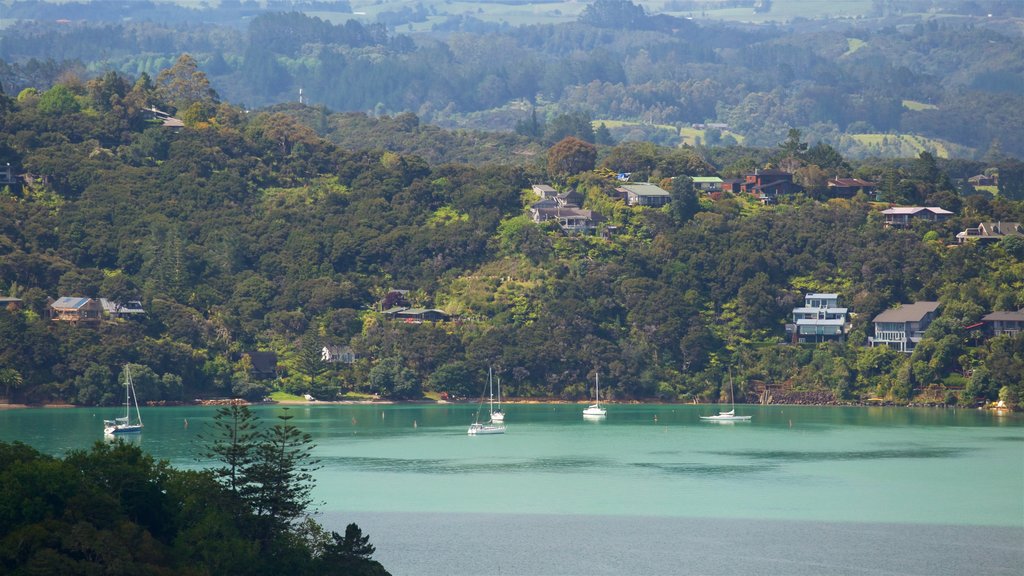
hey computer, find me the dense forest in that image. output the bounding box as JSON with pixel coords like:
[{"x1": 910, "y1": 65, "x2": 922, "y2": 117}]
[
  {"x1": 0, "y1": 48, "x2": 1022, "y2": 410},
  {"x1": 2, "y1": 0, "x2": 1024, "y2": 159},
  {"x1": 0, "y1": 405, "x2": 390, "y2": 575}
]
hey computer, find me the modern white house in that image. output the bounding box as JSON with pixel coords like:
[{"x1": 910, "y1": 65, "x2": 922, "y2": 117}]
[
  {"x1": 869, "y1": 301, "x2": 940, "y2": 353},
  {"x1": 786, "y1": 293, "x2": 850, "y2": 343}
]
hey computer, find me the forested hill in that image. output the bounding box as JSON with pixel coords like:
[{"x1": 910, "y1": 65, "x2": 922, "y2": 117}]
[
  {"x1": 0, "y1": 57, "x2": 1022, "y2": 409},
  {"x1": 2, "y1": 0, "x2": 1024, "y2": 159}
]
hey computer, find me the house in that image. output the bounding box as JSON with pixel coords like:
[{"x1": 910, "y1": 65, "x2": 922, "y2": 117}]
[
  {"x1": 238, "y1": 351, "x2": 278, "y2": 379},
  {"x1": 980, "y1": 309, "x2": 1024, "y2": 337},
  {"x1": 530, "y1": 206, "x2": 597, "y2": 233},
  {"x1": 532, "y1": 184, "x2": 558, "y2": 200},
  {"x1": 740, "y1": 169, "x2": 801, "y2": 203},
  {"x1": 382, "y1": 307, "x2": 451, "y2": 323},
  {"x1": 869, "y1": 301, "x2": 940, "y2": 353},
  {"x1": 99, "y1": 298, "x2": 146, "y2": 319},
  {"x1": 691, "y1": 176, "x2": 724, "y2": 192},
  {"x1": 321, "y1": 345, "x2": 355, "y2": 363},
  {"x1": 0, "y1": 297, "x2": 22, "y2": 311},
  {"x1": 956, "y1": 222, "x2": 1023, "y2": 243},
  {"x1": 827, "y1": 178, "x2": 877, "y2": 197},
  {"x1": 785, "y1": 293, "x2": 850, "y2": 343},
  {"x1": 555, "y1": 189, "x2": 583, "y2": 207},
  {"x1": 616, "y1": 183, "x2": 672, "y2": 207},
  {"x1": 881, "y1": 206, "x2": 954, "y2": 229},
  {"x1": 50, "y1": 296, "x2": 103, "y2": 324},
  {"x1": 967, "y1": 174, "x2": 996, "y2": 187},
  {"x1": 719, "y1": 178, "x2": 744, "y2": 194}
]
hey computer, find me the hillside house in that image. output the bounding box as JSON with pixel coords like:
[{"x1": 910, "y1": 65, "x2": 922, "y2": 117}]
[
  {"x1": 99, "y1": 298, "x2": 146, "y2": 319},
  {"x1": 50, "y1": 297, "x2": 102, "y2": 324},
  {"x1": 691, "y1": 176, "x2": 723, "y2": 192},
  {"x1": 555, "y1": 189, "x2": 583, "y2": 207},
  {"x1": 382, "y1": 307, "x2": 451, "y2": 323},
  {"x1": 881, "y1": 206, "x2": 953, "y2": 229},
  {"x1": 530, "y1": 205, "x2": 597, "y2": 233},
  {"x1": 532, "y1": 184, "x2": 558, "y2": 200},
  {"x1": 0, "y1": 297, "x2": 22, "y2": 311},
  {"x1": 956, "y1": 222, "x2": 1023, "y2": 243},
  {"x1": 827, "y1": 178, "x2": 877, "y2": 198},
  {"x1": 240, "y1": 351, "x2": 278, "y2": 380},
  {"x1": 980, "y1": 309, "x2": 1024, "y2": 337},
  {"x1": 741, "y1": 169, "x2": 801, "y2": 203},
  {"x1": 869, "y1": 301, "x2": 940, "y2": 353},
  {"x1": 786, "y1": 293, "x2": 850, "y2": 343},
  {"x1": 967, "y1": 174, "x2": 996, "y2": 187},
  {"x1": 321, "y1": 345, "x2": 355, "y2": 364},
  {"x1": 616, "y1": 183, "x2": 672, "y2": 207}
]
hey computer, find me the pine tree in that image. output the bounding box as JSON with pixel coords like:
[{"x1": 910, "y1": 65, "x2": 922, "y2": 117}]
[{"x1": 244, "y1": 409, "x2": 321, "y2": 546}]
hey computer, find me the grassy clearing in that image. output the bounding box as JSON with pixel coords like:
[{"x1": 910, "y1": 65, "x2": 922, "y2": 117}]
[
  {"x1": 844, "y1": 38, "x2": 867, "y2": 56},
  {"x1": 902, "y1": 99, "x2": 939, "y2": 111},
  {"x1": 846, "y1": 133, "x2": 952, "y2": 158}
]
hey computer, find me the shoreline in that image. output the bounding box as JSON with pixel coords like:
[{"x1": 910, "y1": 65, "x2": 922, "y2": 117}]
[{"x1": 2, "y1": 398, "x2": 1014, "y2": 412}]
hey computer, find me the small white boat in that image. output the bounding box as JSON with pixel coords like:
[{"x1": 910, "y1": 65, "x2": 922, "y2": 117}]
[
  {"x1": 490, "y1": 370, "x2": 504, "y2": 423},
  {"x1": 583, "y1": 372, "x2": 606, "y2": 417},
  {"x1": 467, "y1": 422, "x2": 506, "y2": 435},
  {"x1": 700, "y1": 370, "x2": 751, "y2": 422},
  {"x1": 104, "y1": 365, "x2": 144, "y2": 435},
  {"x1": 468, "y1": 367, "x2": 505, "y2": 435}
]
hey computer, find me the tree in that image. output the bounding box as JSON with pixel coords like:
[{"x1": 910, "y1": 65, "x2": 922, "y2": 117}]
[
  {"x1": 547, "y1": 136, "x2": 596, "y2": 179},
  {"x1": 368, "y1": 357, "x2": 421, "y2": 400},
  {"x1": 296, "y1": 326, "x2": 327, "y2": 392},
  {"x1": 243, "y1": 409, "x2": 321, "y2": 547},
  {"x1": 155, "y1": 54, "x2": 219, "y2": 112},
  {"x1": 670, "y1": 176, "x2": 700, "y2": 223},
  {"x1": 37, "y1": 84, "x2": 81, "y2": 115},
  {"x1": 0, "y1": 367, "x2": 23, "y2": 402},
  {"x1": 201, "y1": 403, "x2": 262, "y2": 497}
]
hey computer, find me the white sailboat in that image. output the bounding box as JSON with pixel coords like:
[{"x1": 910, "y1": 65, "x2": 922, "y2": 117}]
[
  {"x1": 700, "y1": 369, "x2": 751, "y2": 422},
  {"x1": 104, "y1": 365, "x2": 144, "y2": 435},
  {"x1": 582, "y1": 372, "x2": 607, "y2": 417},
  {"x1": 490, "y1": 369, "x2": 505, "y2": 422},
  {"x1": 469, "y1": 367, "x2": 505, "y2": 435}
]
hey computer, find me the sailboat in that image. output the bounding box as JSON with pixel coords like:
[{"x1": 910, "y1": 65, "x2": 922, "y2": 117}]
[
  {"x1": 104, "y1": 365, "x2": 144, "y2": 435},
  {"x1": 700, "y1": 369, "x2": 751, "y2": 422},
  {"x1": 490, "y1": 369, "x2": 505, "y2": 422},
  {"x1": 468, "y1": 367, "x2": 505, "y2": 435},
  {"x1": 582, "y1": 372, "x2": 607, "y2": 417}
]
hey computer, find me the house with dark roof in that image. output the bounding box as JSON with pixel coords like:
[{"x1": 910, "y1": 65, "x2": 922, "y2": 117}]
[
  {"x1": 382, "y1": 307, "x2": 452, "y2": 323},
  {"x1": 827, "y1": 177, "x2": 877, "y2": 197},
  {"x1": 240, "y1": 351, "x2": 278, "y2": 380},
  {"x1": 530, "y1": 205, "x2": 597, "y2": 233},
  {"x1": 50, "y1": 297, "x2": 102, "y2": 324},
  {"x1": 880, "y1": 206, "x2": 953, "y2": 229},
  {"x1": 785, "y1": 293, "x2": 850, "y2": 343},
  {"x1": 616, "y1": 183, "x2": 672, "y2": 207},
  {"x1": 869, "y1": 301, "x2": 940, "y2": 353},
  {"x1": 740, "y1": 169, "x2": 801, "y2": 203},
  {"x1": 956, "y1": 222, "x2": 1023, "y2": 243},
  {"x1": 981, "y1": 309, "x2": 1024, "y2": 337}
]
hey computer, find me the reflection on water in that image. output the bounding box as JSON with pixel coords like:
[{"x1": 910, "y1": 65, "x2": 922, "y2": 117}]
[
  {"x1": 712, "y1": 447, "x2": 966, "y2": 462},
  {"x1": 632, "y1": 461, "x2": 777, "y2": 476}
]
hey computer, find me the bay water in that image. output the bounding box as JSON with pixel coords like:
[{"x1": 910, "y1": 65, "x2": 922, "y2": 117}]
[{"x1": 2, "y1": 403, "x2": 1022, "y2": 575}]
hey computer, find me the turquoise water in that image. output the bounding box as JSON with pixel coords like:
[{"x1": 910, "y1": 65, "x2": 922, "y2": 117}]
[{"x1": 3, "y1": 403, "x2": 1023, "y2": 575}]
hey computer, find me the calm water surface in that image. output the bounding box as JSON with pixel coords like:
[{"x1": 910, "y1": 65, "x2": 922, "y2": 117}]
[{"x1": 3, "y1": 403, "x2": 1022, "y2": 575}]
